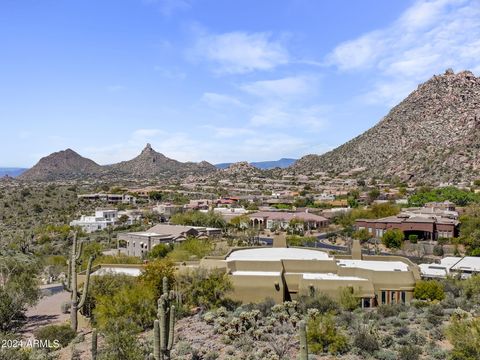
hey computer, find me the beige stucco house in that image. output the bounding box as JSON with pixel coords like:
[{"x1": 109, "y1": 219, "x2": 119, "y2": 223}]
[{"x1": 201, "y1": 241, "x2": 420, "y2": 306}]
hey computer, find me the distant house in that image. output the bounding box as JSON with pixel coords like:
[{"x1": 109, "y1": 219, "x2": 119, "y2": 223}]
[
  {"x1": 120, "y1": 224, "x2": 221, "y2": 257},
  {"x1": 355, "y1": 206, "x2": 460, "y2": 240},
  {"x1": 419, "y1": 256, "x2": 480, "y2": 279},
  {"x1": 78, "y1": 193, "x2": 136, "y2": 205},
  {"x1": 70, "y1": 209, "x2": 118, "y2": 233},
  {"x1": 249, "y1": 211, "x2": 329, "y2": 231},
  {"x1": 153, "y1": 203, "x2": 183, "y2": 218}
]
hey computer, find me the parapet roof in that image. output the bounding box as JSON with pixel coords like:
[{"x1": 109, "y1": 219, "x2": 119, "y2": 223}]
[{"x1": 226, "y1": 247, "x2": 331, "y2": 262}]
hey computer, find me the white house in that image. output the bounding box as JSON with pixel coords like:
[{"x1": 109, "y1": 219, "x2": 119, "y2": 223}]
[{"x1": 70, "y1": 209, "x2": 118, "y2": 233}]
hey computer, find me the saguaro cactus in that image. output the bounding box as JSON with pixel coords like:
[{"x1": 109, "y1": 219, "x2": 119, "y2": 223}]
[
  {"x1": 91, "y1": 328, "x2": 98, "y2": 360},
  {"x1": 299, "y1": 320, "x2": 308, "y2": 360},
  {"x1": 152, "y1": 277, "x2": 176, "y2": 360},
  {"x1": 64, "y1": 232, "x2": 94, "y2": 332}
]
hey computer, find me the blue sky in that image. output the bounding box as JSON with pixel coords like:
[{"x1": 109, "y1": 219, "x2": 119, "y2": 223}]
[{"x1": 1, "y1": 0, "x2": 479, "y2": 167}]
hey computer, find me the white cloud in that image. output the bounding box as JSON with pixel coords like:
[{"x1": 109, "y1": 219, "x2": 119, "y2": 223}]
[
  {"x1": 106, "y1": 85, "x2": 127, "y2": 92},
  {"x1": 143, "y1": 0, "x2": 192, "y2": 16},
  {"x1": 240, "y1": 76, "x2": 316, "y2": 98},
  {"x1": 201, "y1": 92, "x2": 246, "y2": 108},
  {"x1": 154, "y1": 66, "x2": 187, "y2": 80},
  {"x1": 327, "y1": 0, "x2": 480, "y2": 105},
  {"x1": 192, "y1": 31, "x2": 289, "y2": 74},
  {"x1": 249, "y1": 104, "x2": 327, "y2": 131}
]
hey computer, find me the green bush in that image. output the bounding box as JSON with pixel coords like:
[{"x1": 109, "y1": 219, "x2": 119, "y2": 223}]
[
  {"x1": 138, "y1": 259, "x2": 175, "y2": 299},
  {"x1": 307, "y1": 313, "x2": 349, "y2": 355},
  {"x1": 408, "y1": 234, "x2": 418, "y2": 243},
  {"x1": 398, "y1": 344, "x2": 421, "y2": 360},
  {"x1": 34, "y1": 324, "x2": 76, "y2": 348},
  {"x1": 176, "y1": 268, "x2": 234, "y2": 311},
  {"x1": 167, "y1": 238, "x2": 214, "y2": 262},
  {"x1": 353, "y1": 326, "x2": 379, "y2": 354},
  {"x1": 414, "y1": 280, "x2": 445, "y2": 301},
  {"x1": 446, "y1": 317, "x2": 480, "y2": 359},
  {"x1": 339, "y1": 287, "x2": 359, "y2": 311},
  {"x1": 146, "y1": 243, "x2": 172, "y2": 259},
  {"x1": 382, "y1": 229, "x2": 404, "y2": 248}
]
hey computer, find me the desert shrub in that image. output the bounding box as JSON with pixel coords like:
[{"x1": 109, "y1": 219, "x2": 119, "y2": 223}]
[
  {"x1": 353, "y1": 326, "x2": 379, "y2": 354},
  {"x1": 94, "y1": 282, "x2": 156, "y2": 333},
  {"x1": 176, "y1": 268, "x2": 234, "y2": 311},
  {"x1": 461, "y1": 274, "x2": 480, "y2": 300},
  {"x1": 33, "y1": 324, "x2": 75, "y2": 348},
  {"x1": 414, "y1": 280, "x2": 445, "y2": 301},
  {"x1": 408, "y1": 234, "x2": 418, "y2": 243},
  {"x1": 446, "y1": 317, "x2": 480, "y2": 360},
  {"x1": 82, "y1": 273, "x2": 137, "y2": 319},
  {"x1": 0, "y1": 254, "x2": 40, "y2": 332},
  {"x1": 433, "y1": 245, "x2": 444, "y2": 256},
  {"x1": 377, "y1": 303, "x2": 406, "y2": 318},
  {"x1": 146, "y1": 243, "x2": 172, "y2": 259},
  {"x1": 99, "y1": 324, "x2": 147, "y2": 360},
  {"x1": 167, "y1": 238, "x2": 214, "y2": 262},
  {"x1": 339, "y1": 287, "x2": 359, "y2": 311},
  {"x1": 307, "y1": 313, "x2": 349, "y2": 355},
  {"x1": 398, "y1": 344, "x2": 421, "y2": 360},
  {"x1": 297, "y1": 293, "x2": 339, "y2": 314},
  {"x1": 382, "y1": 229, "x2": 404, "y2": 248},
  {"x1": 407, "y1": 331, "x2": 426, "y2": 346},
  {"x1": 374, "y1": 349, "x2": 397, "y2": 360},
  {"x1": 426, "y1": 303, "x2": 445, "y2": 325}
]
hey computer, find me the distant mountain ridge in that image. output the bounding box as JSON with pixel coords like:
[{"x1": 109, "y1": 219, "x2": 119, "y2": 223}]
[
  {"x1": 216, "y1": 158, "x2": 296, "y2": 170},
  {"x1": 19, "y1": 144, "x2": 217, "y2": 181},
  {"x1": 0, "y1": 168, "x2": 28, "y2": 177},
  {"x1": 293, "y1": 70, "x2": 480, "y2": 184}
]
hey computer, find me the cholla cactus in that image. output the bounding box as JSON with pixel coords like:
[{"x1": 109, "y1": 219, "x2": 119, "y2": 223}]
[
  {"x1": 63, "y1": 232, "x2": 94, "y2": 332},
  {"x1": 152, "y1": 277, "x2": 176, "y2": 360}
]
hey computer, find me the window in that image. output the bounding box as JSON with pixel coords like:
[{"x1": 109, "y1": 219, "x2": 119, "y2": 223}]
[
  {"x1": 391, "y1": 291, "x2": 396, "y2": 304},
  {"x1": 362, "y1": 298, "x2": 371, "y2": 308},
  {"x1": 381, "y1": 291, "x2": 386, "y2": 304},
  {"x1": 401, "y1": 291, "x2": 406, "y2": 304}
]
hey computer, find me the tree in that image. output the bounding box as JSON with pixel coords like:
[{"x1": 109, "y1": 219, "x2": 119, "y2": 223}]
[
  {"x1": 368, "y1": 189, "x2": 380, "y2": 203},
  {"x1": 353, "y1": 228, "x2": 372, "y2": 243},
  {"x1": 229, "y1": 215, "x2": 250, "y2": 230},
  {"x1": 0, "y1": 253, "x2": 40, "y2": 331},
  {"x1": 147, "y1": 243, "x2": 172, "y2": 259},
  {"x1": 382, "y1": 229, "x2": 404, "y2": 249},
  {"x1": 413, "y1": 280, "x2": 445, "y2": 301},
  {"x1": 175, "y1": 268, "x2": 233, "y2": 310},
  {"x1": 139, "y1": 259, "x2": 175, "y2": 299}
]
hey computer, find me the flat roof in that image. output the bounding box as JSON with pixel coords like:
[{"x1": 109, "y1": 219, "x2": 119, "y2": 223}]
[
  {"x1": 337, "y1": 259, "x2": 409, "y2": 272},
  {"x1": 419, "y1": 264, "x2": 448, "y2": 278},
  {"x1": 92, "y1": 266, "x2": 143, "y2": 277},
  {"x1": 231, "y1": 271, "x2": 281, "y2": 276},
  {"x1": 303, "y1": 273, "x2": 368, "y2": 281},
  {"x1": 451, "y1": 257, "x2": 480, "y2": 272},
  {"x1": 226, "y1": 247, "x2": 331, "y2": 262}
]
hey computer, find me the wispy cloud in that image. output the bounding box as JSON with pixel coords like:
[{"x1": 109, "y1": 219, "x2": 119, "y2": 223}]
[
  {"x1": 106, "y1": 85, "x2": 127, "y2": 92},
  {"x1": 249, "y1": 104, "x2": 328, "y2": 131},
  {"x1": 143, "y1": 0, "x2": 192, "y2": 16},
  {"x1": 327, "y1": 0, "x2": 480, "y2": 105},
  {"x1": 240, "y1": 76, "x2": 317, "y2": 99},
  {"x1": 192, "y1": 30, "x2": 289, "y2": 74},
  {"x1": 201, "y1": 92, "x2": 246, "y2": 108}
]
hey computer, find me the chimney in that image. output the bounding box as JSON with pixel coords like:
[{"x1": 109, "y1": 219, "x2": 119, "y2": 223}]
[{"x1": 351, "y1": 239, "x2": 362, "y2": 260}]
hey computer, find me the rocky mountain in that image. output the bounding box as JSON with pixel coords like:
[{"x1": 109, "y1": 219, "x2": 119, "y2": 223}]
[
  {"x1": 19, "y1": 149, "x2": 102, "y2": 181},
  {"x1": 294, "y1": 70, "x2": 480, "y2": 184},
  {"x1": 216, "y1": 158, "x2": 297, "y2": 170},
  {"x1": 107, "y1": 143, "x2": 217, "y2": 178},
  {"x1": 19, "y1": 144, "x2": 217, "y2": 181}
]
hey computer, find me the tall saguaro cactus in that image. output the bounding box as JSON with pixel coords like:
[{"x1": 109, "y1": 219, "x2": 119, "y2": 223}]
[
  {"x1": 91, "y1": 328, "x2": 98, "y2": 360},
  {"x1": 152, "y1": 277, "x2": 176, "y2": 360},
  {"x1": 299, "y1": 320, "x2": 308, "y2": 360},
  {"x1": 64, "y1": 232, "x2": 94, "y2": 332}
]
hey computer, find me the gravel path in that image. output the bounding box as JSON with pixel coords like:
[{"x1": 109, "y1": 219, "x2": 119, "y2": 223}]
[{"x1": 20, "y1": 284, "x2": 70, "y2": 339}]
